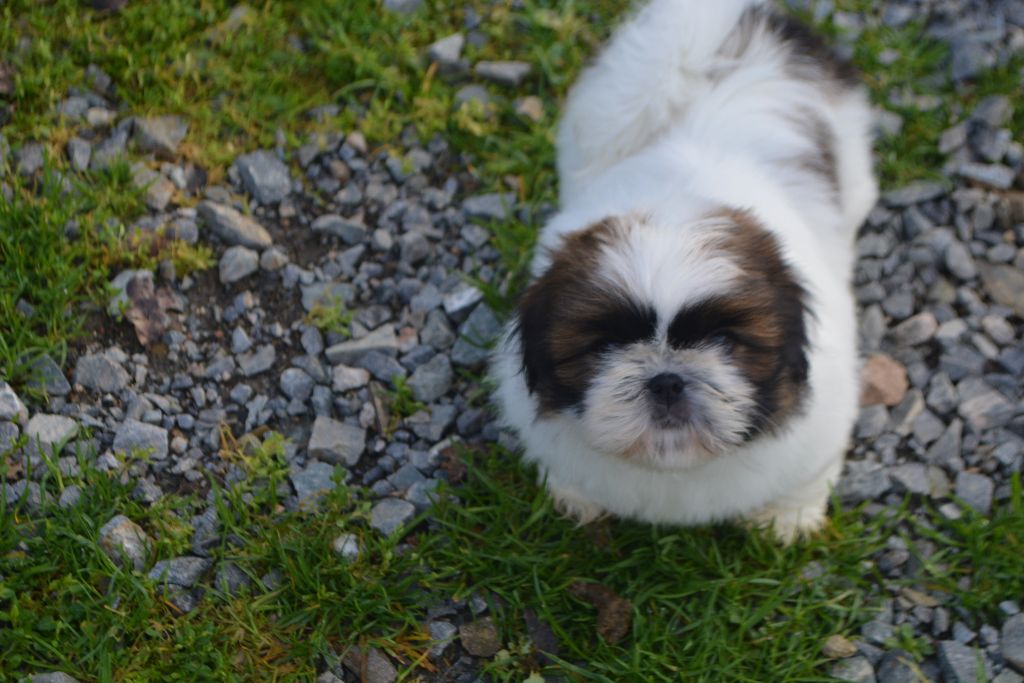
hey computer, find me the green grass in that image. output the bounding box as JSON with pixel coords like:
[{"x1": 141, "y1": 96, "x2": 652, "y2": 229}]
[
  {"x1": 3, "y1": 0, "x2": 1024, "y2": 681},
  {"x1": 3, "y1": 440, "x2": 1022, "y2": 681}
]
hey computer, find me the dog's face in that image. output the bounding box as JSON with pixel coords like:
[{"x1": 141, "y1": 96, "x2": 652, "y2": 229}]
[{"x1": 515, "y1": 210, "x2": 811, "y2": 471}]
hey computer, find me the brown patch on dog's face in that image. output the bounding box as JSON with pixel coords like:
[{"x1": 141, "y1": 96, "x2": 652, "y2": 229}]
[
  {"x1": 516, "y1": 218, "x2": 656, "y2": 414},
  {"x1": 667, "y1": 209, "x2": 810, "y2": 431}
]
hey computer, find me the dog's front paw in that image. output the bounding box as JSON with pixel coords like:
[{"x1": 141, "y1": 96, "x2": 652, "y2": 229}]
[
  {"x1": 549, "y1": 486, "x2": 608, "y2": 526},
  {"x1": 743, "y1": 502, "x2": 828, "y2": 545}
]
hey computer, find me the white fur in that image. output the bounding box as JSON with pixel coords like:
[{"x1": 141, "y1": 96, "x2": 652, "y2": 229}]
[{"x1": 491, "y1": 0, "x2": 877, "y2": 541}]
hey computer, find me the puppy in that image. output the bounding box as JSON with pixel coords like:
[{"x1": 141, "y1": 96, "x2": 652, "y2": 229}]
[{"x1": 491, "y1": 0, "x2": 878, "y2": 542}]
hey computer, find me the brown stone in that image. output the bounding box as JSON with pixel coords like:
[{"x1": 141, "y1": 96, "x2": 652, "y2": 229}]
[{"x1": 860, "y1": 353, "x2": 908, "y2": 407}]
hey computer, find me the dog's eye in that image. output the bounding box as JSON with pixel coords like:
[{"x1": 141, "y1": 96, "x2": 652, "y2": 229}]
[{"x1": 709, "y1": 330, "x2": 735, "y2": 346}]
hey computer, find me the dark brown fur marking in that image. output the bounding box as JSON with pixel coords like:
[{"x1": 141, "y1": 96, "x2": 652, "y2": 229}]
[
  {"x1": 517, "y1": 218, "x2": 656, "y2": 414},
  {"x1": 716, "y1": 209, "x2": 810, "y2": 426}
]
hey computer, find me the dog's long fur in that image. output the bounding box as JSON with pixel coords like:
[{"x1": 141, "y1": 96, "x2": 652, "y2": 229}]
[{"x1": 491, "y1": 0, "x2": 877, "y2": 541}]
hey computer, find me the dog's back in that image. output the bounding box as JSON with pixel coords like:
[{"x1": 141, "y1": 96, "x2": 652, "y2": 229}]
[{"x1": 556, "y1": 0, "x2": 877, "y2": 234}]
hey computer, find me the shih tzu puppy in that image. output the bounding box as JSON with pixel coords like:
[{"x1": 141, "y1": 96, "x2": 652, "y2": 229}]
[{"x1": 491, "y1": 0, "x2": 878, "y2": 542}]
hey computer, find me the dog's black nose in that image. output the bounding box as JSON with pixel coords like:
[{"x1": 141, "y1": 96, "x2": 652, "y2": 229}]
[{"x1": 647, "y1": 373, "x2": 685, "y2": 405}]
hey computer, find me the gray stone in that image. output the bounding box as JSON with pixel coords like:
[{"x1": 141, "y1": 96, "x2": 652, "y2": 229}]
[
  {"x1": 325, "y1": 326, "x2": 398, "y2": 365},
  {"x1": 28, "y1": 672, "x2": 82, "y2": 683},
  {"x1": 927, "y1": 374, "x2": 958, "y2": 414},
  {"x1": 311, "y1": 213, "x2": 366, "y2": 245},
  {"x1": 994, "y1": 671, "x2": 1024, "y2": 683},
  {"x1": 427, "y1": 33, "x2": 465, "y2": 66},
  {"x1": 113, "y1": 419, "x2": 168, "y2": 460},
  {"x1": 927, "y1": 420, "x2": 963, "y2": 467},
  {"x1": 26, "y1": 355, "x2": 72, "y2": 397},
  {"x1": 388, "y1": 462, "x2": 426, "y2": 492},
  {"x1": 197, "y1": 201, "x2": 273, "y2": 248},
  {"x1": 462, "y1": 192, "x2": 515, "y2": 222},
  {"x1": 107, "y1": 269, "x2": 154, "y2": 317},
  {"x1": 332, "y1": 365, "x2": 370, "y2": 392},
  {"x1": 837, "y1": 462, "x2": 891, "y2": 504},
  {"x1": 875, "y1": 650, "x2": 919, "y2": 683},
  {"x1": 260, "y1": 246, "x2": 289, "y2": 271},
  {"x1": 889, "y1": 463, "x2": 930, "y2": 496},
  {"x1": 912, "y1": 410, "x2": 945, "y2": 445},
  {"x1": 891, "y1": 312, "x2": 937, "y2": 346},
  {"x1": 148, "y1": 556, "x2": 212, "y2": 587},
  {"x1": 957, "y1": 379, "x2": 1014, "y2": 432},
  {"x1": 74, "y1": 352, "x2": 131, "y2": 393},
  {"x1": 830, "y1": 655, "x2": 877, "y2": 683},
  {"x1": 945, "y1": 242, "x2": 978, "y2": 280},
  {"x1": 856, "y1": 405, "x2": 889, "y2": 439},
  {"x1": 218, "y1": 246, "x2": 259, "y2": 284},
  {"x1": 454, "y1": 84, "x2": 493, "y2": 109},
  {"x1": 331, "y1": 533, "x2": 360, "y2": 562},
  {"x1": 280, "y1": 368, "x2": 314, "y2": 402},
  {"x1": 357, "y1": 351, "x2": 406, "y2": 383},
  {"x1": 98, "y1": 514, "x2": 152, "y2": 570},
  {"x1": 383, "y1": 0, "x2": 422, "y2": 13},
  {"x1": 399, "y1": 232, "x2": 431, "y2": 265},
  {"x1": 421, "y1": 309, "x2": 456, "y2": 350},
  {"x1": 428, "y1": 620, "x2": 458, "y2": 658},
  {"x1": 132, "y1": 166, "x2": 175, "y2": 211},
  {"x1": 231, "y1": 326, "x2": 252, "y2": 354},
  {"x1": 955, "y1": 471, "x2": 994, "y2": 515},
  {"x1": 443, "y1": 283, "x2": 484, "y2": 322},
  {"x1": 15, "y1": 143, "x2": 45, "y2": 176},
  {"x1": 370, "y1": 498, "x2": 416, "y2": 535},
  {"x1": 882, "y1": 181, "x2": 947, "y2": 207},
  {"x1": 862, "y1": 620, "x2": 895, "y2": 645},
  {"x1": 235, "y1": 150, "x2": 291, "y2": 204},
  {"x1": 25, "y1": 414, "x2": 79, "y2": 448},
  {"x1": 0, "y1": 381, "x2": 27, "y2": 423},
  {"x1": 308, "y1": 416, "x2": 365, "y2": 466},
  {"x1": 979, "y1": 264, "x2": 1024, "y2": 317},
  {"x1": 958, "y1": 163, "x2": 1015, "y2": 190},
  {"x1": 410, "y1": 284, "x2": 443, "y2": 313},
  {"x1": 67, "y1": 136, "x2": 92, "y2": 171},
  {"x1": 59, "y1": 484, "x2": 82, "y2": 509},
  {"x1": 475, "y1": 60, "x2": 532, "y2": 87},
  {"x1": 134, "y1": 115, "x2": 188, "y2": 157},
  {"x1": 936, "y1": 640, "x2": 984, "y2": 683},
  {"x1": 301, "y1": 282, "x2": 355, "y2": 311},
  {"x1": 1002, "y1": 614, "x2": 1024, "y2": 672},
  {"x1": 951, "y1": 39, "x2": 993, "y2": 80},
  {"x1": 291, "y1": 460, "x2": 339, "y2": 507},
  {"x1": 90, "y1": 128, "x2": 128, "y2": 170},
  {"x1": 238, "y1": 344, "x2": 276, "y2": 377},
  {"x1": 214, "y1": 561, "x2": 251, "y2": 596},
  {"x1": 133, "y1": 478, "x2": 163, "y2": 505},
  {"x1": 407, "y1": 354, "x2": 453, "y2": 403}
]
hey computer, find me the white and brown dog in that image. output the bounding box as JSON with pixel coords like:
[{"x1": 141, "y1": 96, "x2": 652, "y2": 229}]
[{"x1": 491, "y1": 0, "x2": 878, "y2": 541}]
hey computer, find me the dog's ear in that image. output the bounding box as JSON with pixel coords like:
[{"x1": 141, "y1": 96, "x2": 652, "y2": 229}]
[{"x1": 514, "y1": 278, "x2": 555, "y2": 397}]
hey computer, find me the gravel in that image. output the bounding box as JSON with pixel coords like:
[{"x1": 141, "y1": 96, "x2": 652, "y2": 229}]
[
  {"x1": 197, "y1": 200, "x2": 273, "y2": 248},
  {"x1": 112, "y1": 419, "x2": 168, "y2": 460},
  {"x1": 134, "y1": 115, "x2": 188, "y2": 157},
  {"x1": 3, "y1": 5, "x2": 1019, "y2": 677},
  {"x1": 369, "y1": 498, "x2": 416, "y2": 536},
  {"x1": 25, "y1": 414, "x2": 79, "y2": 448},
  {"x1": 235, "y1": 150, "x2": 291, "y2": 204},
  {"x1": 74, "y1": 352, "x2": 131, "y2": 393},
  {"x1": 149, "y1": 556, "x2": 212, "y2": 587},
  {"x1": 1002, "y1": 615, "x2": 1024, "y2": 672},
  {"x1": 291, "y1": 460, "x2": 339, "y2": 508},
  {"x1": 219, "y1": 245, "x2": 259, "y2": 284},
  {"x1": 308, "y1": 415, "x2": 366, "y2": 466},
  {"x1": 0, "y1": 381, "x2": 28, "y2": 423},
  {"x1": 98, "y1": 514, "x2": 152, "y2": 570}
]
